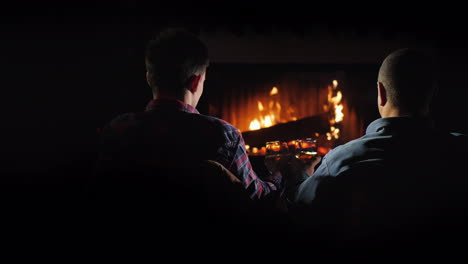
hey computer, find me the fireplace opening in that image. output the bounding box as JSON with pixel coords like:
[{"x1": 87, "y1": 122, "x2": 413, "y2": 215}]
[{"x1": 200, "y1": 63, "x2": 379, "y2": 156}]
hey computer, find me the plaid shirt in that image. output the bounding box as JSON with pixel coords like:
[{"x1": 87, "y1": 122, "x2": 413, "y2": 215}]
[{"x1": 100, "y1": 99, "x2": 281, "y2": 200}]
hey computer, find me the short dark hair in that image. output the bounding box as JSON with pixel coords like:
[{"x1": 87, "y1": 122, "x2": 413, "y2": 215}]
[
  {"x1": 378, "y1": 48, "x2": 437, "y2": 113},
  {"x1": 145, "y1": 28, "x2": 209, "y2": 96}
]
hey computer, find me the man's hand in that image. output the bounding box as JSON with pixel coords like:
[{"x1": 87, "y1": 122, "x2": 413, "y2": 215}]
[
  {"x1": 280, "y1": 155, "x2": 322, "y2": 180},
  {"x1": 302, "y1": 155, "x2": 322, "y2": 177}
]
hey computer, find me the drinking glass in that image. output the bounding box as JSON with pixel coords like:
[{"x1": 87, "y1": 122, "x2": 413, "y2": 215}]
[{"x1": 294, "y1": 138, "x2": 318, "y2": 161}]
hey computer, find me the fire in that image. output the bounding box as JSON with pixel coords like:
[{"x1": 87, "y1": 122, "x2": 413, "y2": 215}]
[
  {"x1": 329, "y1": 91, "x2": 342, "y2": 106},
  {"x1": 327, "y1": 126, "x2": 340, "y2": 140},
  {"x1": 333, "y1": 80, "x2": 338, "y2": 89},
  {"x1": 257, "y1": 101, "x2": 264, "y2": 111},
  {"x1": 248, "y1": 86, "x2": 285, "y2": 131},
  {"x1": 286, "y1": 105, "x2": 298, "y2": 121},
  {"x1": 249, "y1": 119, "x2": 261, "y2": 130},
  {"x1": 247, "y1": 81, "x2": 345, "y2": 135},
  {"x1": 335, "y1": 104, "x2": 344, "y2": 123},
  {"x1": 264, "y1": 115, "x2": 273, "y2": 127},
  {"x1": 270, "y1": 86, "x2": 279, "y2": 96},
  {"x1": 326, "y1": 80, "x2": 344, "y2": 139}
]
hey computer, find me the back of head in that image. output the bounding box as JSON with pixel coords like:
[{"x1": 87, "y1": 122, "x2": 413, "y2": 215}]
[
  {"x1": 378, "y1": 48, "x2": 437, "y2": 114},
  {"x1": 145, "y1": 28, "x2": 209, "y2": 97}
]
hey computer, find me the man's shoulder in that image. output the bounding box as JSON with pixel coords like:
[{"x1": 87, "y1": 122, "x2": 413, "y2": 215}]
[
  {"x1": 325, "y1": 135, "x2": 373, "y2": 159},
  {"x1": 101, "y1": 112, "x2": 141, "y2": 134},
  {"x1": 101, "y1": 110, "x2": 242, "y2": 143},
  {"x1": 196, "y1": 114, "x2": 241, "y2": 134},
  {"x1": 447, "y1": 131, "x2": 468, "y2": 154},
  {"x1": 320, "y1": 134, "x2": 388, "y2": 175},
  {"x1": 107, "y1": 109, "x2": 158, "y2": 127},
  {"x1": 449, "y1": 132, "x2": 468, "y2": 142},
  {"x1": 108, "y1": 112, "x2": 138, "y2": 125}
]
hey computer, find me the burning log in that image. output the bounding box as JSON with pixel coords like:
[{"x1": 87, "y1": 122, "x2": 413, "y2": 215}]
[
  {"x1": 241, "y1": 79, "x2": 349, "y2": 157},
  {"x1": 242, "y1": 112, "x2": 330, "y2": 148}
]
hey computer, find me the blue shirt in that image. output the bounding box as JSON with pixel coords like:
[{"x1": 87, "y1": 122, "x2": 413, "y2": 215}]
[{"x1": 288, "y1": 116, "x2": 467, "y2": 205}]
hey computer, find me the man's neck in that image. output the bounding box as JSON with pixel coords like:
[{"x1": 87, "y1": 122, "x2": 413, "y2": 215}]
[
  {"x1": 153, "y1": 94, "x2": 195, "y2": 108},
  {"x1": 382, "y1": 108, "x2": 406, "y2": 118},
  {"x1": 382, "y1": 107, "x2": 428, "y2": 118},
  {"x1": 183, "y1": 92, "x2": 196, "y2": 108}
]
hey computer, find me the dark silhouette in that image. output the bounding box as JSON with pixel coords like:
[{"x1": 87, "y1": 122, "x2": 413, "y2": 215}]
[
  {"x1": 87, "y1": 28, "x2": 286, "y2": 241},
  {"x1": 283, "y1": 48, "x2": 468, "y2": 250}
]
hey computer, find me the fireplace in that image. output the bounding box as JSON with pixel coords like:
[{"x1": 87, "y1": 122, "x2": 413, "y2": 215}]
[
  {"x1": 196, "y1": 24, "x2": 434, "y2": 154},
  {"x1": 201, "y1": 63, "x2": 376, "y2": 156}
]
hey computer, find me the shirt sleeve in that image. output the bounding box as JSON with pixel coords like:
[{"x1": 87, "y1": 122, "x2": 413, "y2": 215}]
[
  {"x1": 285, "y1": 156, "x2": 331, "y2": 205},
  {"x1": 225, "y1": 130, "x2": 282, "y2": 200}
]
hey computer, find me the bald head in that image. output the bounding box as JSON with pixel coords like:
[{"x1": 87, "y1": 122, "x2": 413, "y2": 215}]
[{"x1": 378, "y1": 48, "x2": 437, "y2": 116}]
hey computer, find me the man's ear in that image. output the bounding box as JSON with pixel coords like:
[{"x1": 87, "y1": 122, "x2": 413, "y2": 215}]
[
  {"x1": 189, "y1": 75, "x2": 201, "y2": 93},
  {"x1": 378, "y1": 81, "x2": 387, "y2": 107}
]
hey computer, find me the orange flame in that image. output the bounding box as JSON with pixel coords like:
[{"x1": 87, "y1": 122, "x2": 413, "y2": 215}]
[
  {"x1": 326, "y1": 80, "x2": 344, "y2": 139},
  {"x1": 332, "y1": 80, "x2": 338, "y2": 89},
  {"x1": 270, "y1": 86, "x2": 278, "y2": 96},
  {"x1": 264, "y1": 115, "x2": 273, "y2": 127},
  {"x1": 249, "y1": 87, "x2": 286, "y2": 131},
  {"x1": 335, "y1": 104, "x2": 344, "y2": 123},
  {"x1": 249, "y1": 119, "x2": 261, "y2": 130},
  {"x1": 258, "y1": 101, "x2": 264, "y2": 111},
  {"x1": 329, "y1": 91, "x2": 342, "y2": 106}
]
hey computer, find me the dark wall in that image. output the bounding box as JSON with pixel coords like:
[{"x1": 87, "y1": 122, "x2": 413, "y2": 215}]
[
  {"x1": 2, "y1": 21, "x2": 153, "y2": 192},
  {"x1": 433, "y1": 36, "x2": 468, "y2": 134}
]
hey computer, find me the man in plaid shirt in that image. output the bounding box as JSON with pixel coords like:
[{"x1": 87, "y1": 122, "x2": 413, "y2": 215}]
[{"x1": 96, "y1": 28, "x2": 282, "y2": 201}]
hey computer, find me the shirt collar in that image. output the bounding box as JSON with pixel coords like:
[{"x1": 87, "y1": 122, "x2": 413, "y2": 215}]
[
  {"x1": 366, "y1": 116, "x2": 435, "y2": 135},
  {"x1": 145, "y1": 98, "x2": 199, "y2": 114}
]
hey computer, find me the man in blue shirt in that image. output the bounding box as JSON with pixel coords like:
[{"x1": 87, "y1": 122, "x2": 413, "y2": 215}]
[{"x1": 283, "y1": 48, "x2": 468, "y2": 248}]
